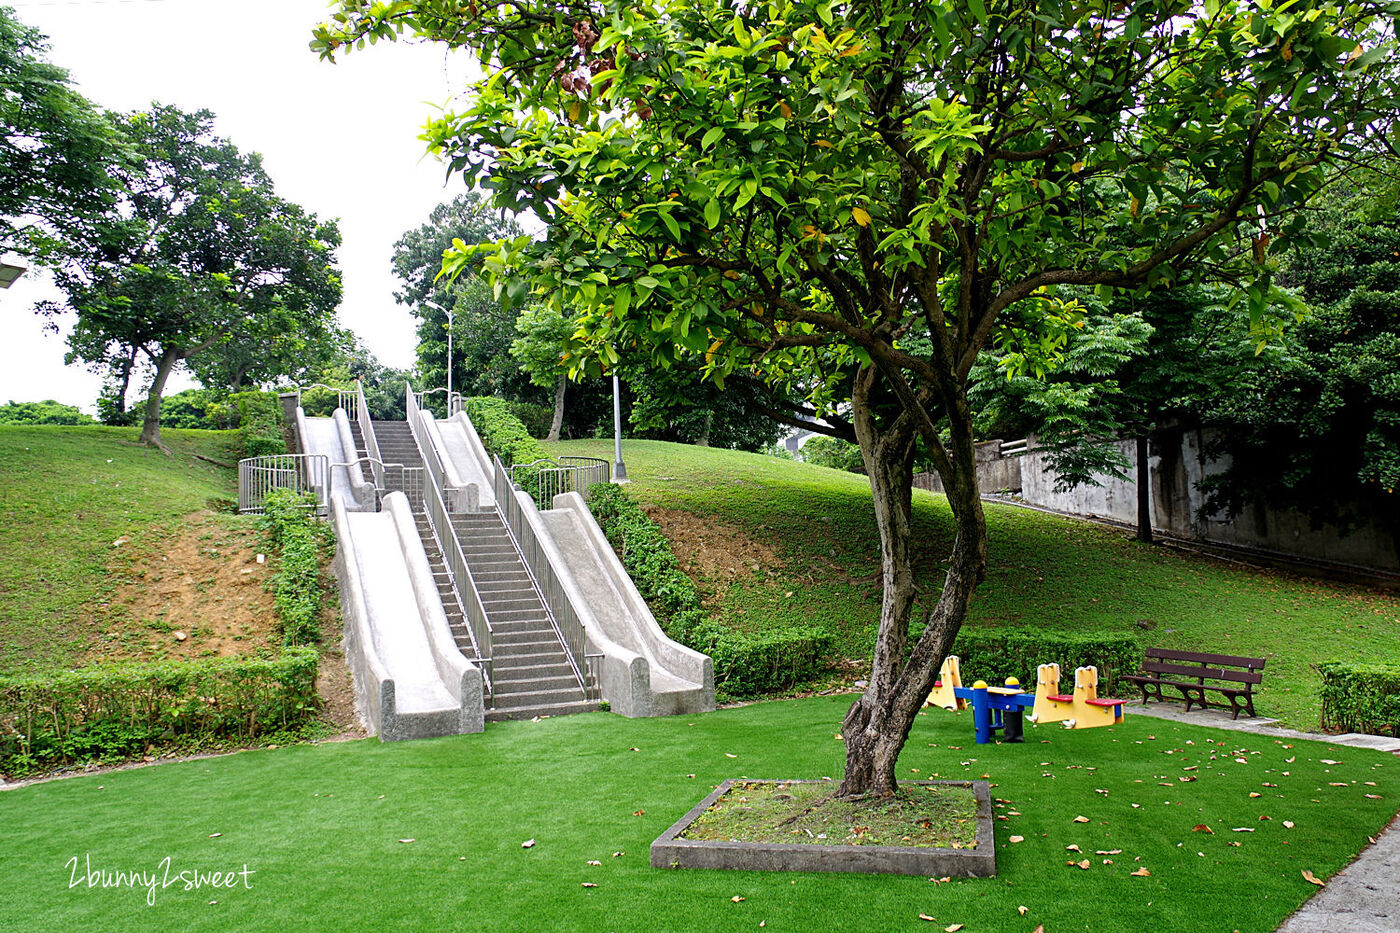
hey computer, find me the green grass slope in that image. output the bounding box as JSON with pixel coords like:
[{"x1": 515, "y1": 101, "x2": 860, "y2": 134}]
[
  {"x1": 548, "y1": 439, "x2": 1400, "y2": 731},
  {"x1": 0, "y1": 699, "x2": 1393, "y2": 932},
  {"x1": 0, "y1": 425, "x2": 238, "y2": 674}
]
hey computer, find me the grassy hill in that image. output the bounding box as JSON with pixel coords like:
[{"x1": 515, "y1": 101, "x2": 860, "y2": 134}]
[
  {"x1": 546, "y1": 439, "x2": 1400, "y2": 731},
  {"x1": 0, "y1": 425, "x2": 243, "y2": 674}
]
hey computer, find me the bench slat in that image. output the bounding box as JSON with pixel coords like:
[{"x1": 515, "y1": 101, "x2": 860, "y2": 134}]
[
  {"x1": 1138, "y1": 661, "x2": 1263, "y2": 685},
  {"x1": 1144, "y1": 647, "x2": 1266, "y2": 670}
]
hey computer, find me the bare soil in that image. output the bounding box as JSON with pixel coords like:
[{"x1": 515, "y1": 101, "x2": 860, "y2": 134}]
[
  {"x1": 646, "y1": 506, "x2": 784, "y2": 600},
  {"x1": 81, "y1": 510, "x2": 363, "y2": 737}
]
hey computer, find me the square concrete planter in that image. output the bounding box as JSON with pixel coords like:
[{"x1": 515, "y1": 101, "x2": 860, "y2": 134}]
[{"x1": 651, "y1": 779, "x2": 996, "y2": 877}]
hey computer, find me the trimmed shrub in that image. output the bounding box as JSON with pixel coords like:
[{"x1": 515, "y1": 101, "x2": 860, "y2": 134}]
[
  {"x1": 586, "y1": 482, "x2": 835, "y2": 697},
  {"x1": 505, "y1": 400, "x2": 554, "y2": 438},
  {"x1": 259, "y1": 489, "x2": 335, "y2": 646},
  {"x1": 951, "y1": 629, "x2": 1142, "y2": 695},
  {"x1": 459, "y1": 396, "x2": 550, "y2": 466},
  {"x1": 0, "y1": 648, "x2": 319, "y2": 777},
  {"x1": 1318, "y1": 662, "x2": 1400, "y2": 737}
]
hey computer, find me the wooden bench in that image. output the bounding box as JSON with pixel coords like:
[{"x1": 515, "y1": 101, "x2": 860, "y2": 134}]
[{"x1": 1123, "y1": 648, "x2": 1266, "y2": 719}]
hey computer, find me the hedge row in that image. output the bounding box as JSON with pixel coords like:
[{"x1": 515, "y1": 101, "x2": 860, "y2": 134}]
[
  {"x1": 459, "y1": 396, "x2": 550, "y2": 467},
  {"x1": 259, "y1": 489, "x2": 335, "y2": 646},
  {"x1": 0, "y1": 648, "x2": 319, "y2": 777},
  {"x1": 1318, "y1": 662, "x2": 1400, "y2": 737},
  {"x1": 950, "y1": 629, "x2": 1143, "y2": 696},
  {"x1": 586, "y1": 483, "x2": 833, "y2": 698}
]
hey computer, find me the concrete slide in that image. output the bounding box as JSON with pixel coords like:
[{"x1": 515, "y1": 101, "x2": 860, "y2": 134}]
[
  {"x1": 296, "y1": 409, "x2": 376, "y2": 511},
  {"x1": 419, "y1": 410, "x2": 496, "y2": 512},
  {"x1": 332, "y1": 493, "x2": 484, "y2": 740}
]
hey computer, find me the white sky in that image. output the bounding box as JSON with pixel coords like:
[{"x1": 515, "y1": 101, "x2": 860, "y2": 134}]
[{"x1": 1, "y1": 0, "x2": 483, "y2": 411}]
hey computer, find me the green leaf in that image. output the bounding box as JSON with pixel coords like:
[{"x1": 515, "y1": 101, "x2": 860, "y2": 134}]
[
  {"x1": 702, "y1": 127, "x2": 725, "y2": 151},
  {"x1": 704, "y1": 198, "x2": 721, "y2": 229}
]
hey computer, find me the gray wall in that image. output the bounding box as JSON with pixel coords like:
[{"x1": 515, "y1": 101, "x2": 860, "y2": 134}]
[{"x1": 1017, "y1": 428, "x2": 1399, "y2": 571}]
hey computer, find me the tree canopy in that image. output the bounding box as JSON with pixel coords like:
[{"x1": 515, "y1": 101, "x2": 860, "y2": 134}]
[
  {"x1": 316, "y1": 0, "x2": 1400, "y2": 795},
  {"x1": 42, "y1": 105, "x2": 343, "y2": 447},
  {"x1": 0, "y1": 6, "x2": 125, "y2": 262}
]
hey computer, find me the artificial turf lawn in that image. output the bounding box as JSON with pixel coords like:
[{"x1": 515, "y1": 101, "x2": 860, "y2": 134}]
[
  {"x1": 546, "y1": 439, "x2": 1400, "y2": 731},
  {"x1": 1, "y1": 697, "x2": 1394, "y2": 933}
]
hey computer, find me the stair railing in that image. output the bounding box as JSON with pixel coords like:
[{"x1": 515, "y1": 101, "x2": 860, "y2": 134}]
[
  {"x1": 354, "y1": 380, "x2": 385, "y2": 489},
  {"x1": 492, "y1": 453, "x2": 598, "y2": 699},
  {"x1": 238, "y1": 453, "x2": 330, "y2": 513},
  {"x1": 290, "y1": 382, "x2": 355, "y2": 416},
  {"x1": 406, "y1": 383, "x2": 494, "y2": 693},
  {"x1": 509, "y1": 457, "x2": 611, "y2": 511}
]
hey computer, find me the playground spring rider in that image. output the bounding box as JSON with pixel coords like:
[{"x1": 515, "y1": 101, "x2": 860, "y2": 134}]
[{"x1": 926, "y1": 657, "x2": 1127, "y2": 744}]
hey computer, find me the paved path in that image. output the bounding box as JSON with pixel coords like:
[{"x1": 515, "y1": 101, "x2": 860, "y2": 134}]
[{"x1": 1129, "y1": 703, "x2": 1400, "y2": 932}]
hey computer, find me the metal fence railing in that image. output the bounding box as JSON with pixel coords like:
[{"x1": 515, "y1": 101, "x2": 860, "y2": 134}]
[
  {"x1": 291, "y1": 382, "x2": 355, "y2": 416},
  {"x1": 510, "y1": 457, "x2": 611, "y2": 511},
  {"x1": 406, "y1": 383, "x2": 494, "y2": 690},
  {"x1": 492, "y1": 454, "x2": 598, "y2": 699},
  {"x1": 409, "y1": 386, "x2": 467, "y2": 421},
  {"x1": 238, "y1": 454, "x2": 330, "y2": 513},
  {"x1": 355, "y1": 380, "x2": 384, "y2": 489}
]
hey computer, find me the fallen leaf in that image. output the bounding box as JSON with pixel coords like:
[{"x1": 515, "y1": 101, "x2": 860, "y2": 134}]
[
  {"x1": 629, "y1": 747, "x2": 639, "y2": 752},
  {"x1": 1193, "y1": 825, "x2": 1214, "y2": 834},
  {"x1": 725, "y1": 753, "x2": 738, "y2": 759},
  {"x1": 1018, "y1": 905, "x2": 1029, "y2": 915},
  {"x1": 1066, "y1": 844, "x2": 1081, "y2": 852},
  {"x1": 582, "y1": 882, "x2": 598, "y2": 888},
  {"x1": 1131, "y1": 868, "x2": 1151, "y2": 877},
  {"x1": 1077, "y1": 859, "x2": 1091, "y2": 870},
  {"x1": 208, "y1": 833, "x2": 222, "y2": 838},
  {"x1": 732, "y1": 896, "x2": 745, "y2": 902},
  {"x1": 1282, "y1": 821, "x2": 1295, "y2": 829},
  {"x1": 1365, "y1": 794, "x2": 1382, "y2": 799},
  {"x1": 633, "y1": 810, "x2": 646, "y2": 816},
  {"x1": 612, "y1": 851, "x2": 625, "y2": 857},
  {"x1": 1322, "y1": 759, "x2": 1340, "y2": 765},
  {"x1": 944, "y1": 925, "x2": 963, "y2": 932},
  {"x1": 1249, "y1": 792, "x2": 1262, "y2": 798},
  {"x1": 521, "y1": 839, "x2": 535, "y2": 848},
  {"x1": 1034, "y1": 926, "x2": 1045, "y2": 933},
  {"x1": 1302, "y1": 870, "x2": 1324, "y2": 886},
  {"x1": 1008, "y1": 836, "x2": 1025, "y2": 843},
  {"x1": 399, "y1": 839, "x2": 415, "y2": 844},
  {"x1": 918, "y1": 915, "x2": 936, "y2": 923},
  {"x1": 1073, "y1": 815, "x2": 1090, "y2": 823},
  {"x1": 1096, "y1": 849, "x2": 1122, "y2": 855},
  {"x1": 1232, "y1": 828, "x2": 1254, "y2": 832},
  {"x1": 587, "y1": 860, "x2": 601, "y2": 866}
]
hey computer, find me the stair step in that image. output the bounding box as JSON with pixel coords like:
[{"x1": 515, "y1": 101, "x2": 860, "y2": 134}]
[
  {"x1": 485, "y1": 699, "x2": 600, "y2": 722},
  {"x1": 490, "y1": 686, "x2": 588, "y2": 709}
]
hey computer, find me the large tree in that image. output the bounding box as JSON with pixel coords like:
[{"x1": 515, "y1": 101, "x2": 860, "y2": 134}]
[
  {"x1": 0, "y1": 6, "x2": 125, "y2": 262},
  {"x1": 42, "y1": 105, "x2": 342, "y2": 448},
  {"x1": 317, "y1": 0, "x2": 1400, "y2": 796}
]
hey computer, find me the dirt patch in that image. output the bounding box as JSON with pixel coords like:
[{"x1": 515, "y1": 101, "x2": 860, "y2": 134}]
[
  {"x1": 84, "y1": 511, "x2": 280, "y2": 664},
  {"x1": 646, "y1": 507, "x2": 784, "y2": 597},
  {"x1": 316, "y1": 643, "x2": 368, "y2": 740}
]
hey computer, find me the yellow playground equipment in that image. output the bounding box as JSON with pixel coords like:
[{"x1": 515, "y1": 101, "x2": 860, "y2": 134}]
[
  {"x1": 925, "y1": 655, "x2": 968, "y2": 711},
  {"x1": 1031, "y1": 664, "x2": 1126, "y2": 729}
]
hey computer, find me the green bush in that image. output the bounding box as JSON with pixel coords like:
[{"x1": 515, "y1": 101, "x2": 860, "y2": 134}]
[
  {"x1": 0, "y1": 648, "x2": 319, "y2": 777},
  {"x1": 459, "y1": 396, "x2": 550, "y2": 466},
  {"x1": 951, "y1": 629, "x2": 1142, "y2": 696},
  {"x1": 505, "y1": 400, "x2": 554, "y2": 438},
  {"x1": 587, "y1": 483, "x2": 835, "y2": 697},
  {"x1": 801, "y1": 435, "x2": 865, "y2": 474},
  {"x1": 0, "y1": 399, "x2": 94, "y2": 425},
  {"x1": 259, "y1": 489, "x2": 335, "y2": 646},
  {"x1": 229, "y1": 390, "x2": 285, "y2": 459},
  {"x1": 1318, "y1": 662, "x2": 1400, "y2": 737}
]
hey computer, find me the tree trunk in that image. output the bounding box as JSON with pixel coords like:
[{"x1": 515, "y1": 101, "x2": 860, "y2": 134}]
[
  {"x1": 697, "y1": 409, "x2": 714, "y2": 447},
  {"x1": 547, "y1": 375, "x2": 566, "y2": 442},
  {"x1": 138, "y1": 347, "x2": 182, "y2": 448},
  {"x1": 1136, "y1": 434, "x2": 1154, "y2": 543},
  {"x1": 838, "y1": 369, "x2": 988, "y2": 798}
]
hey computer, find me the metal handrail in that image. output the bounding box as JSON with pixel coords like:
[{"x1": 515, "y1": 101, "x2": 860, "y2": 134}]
[
  {"x1": 355, "y1": 380, "x2": 384, "y2": 488},
  {"x1": 509, "y1": 456, "x2": 611, "y2": 510},
  {"x1": 238, "y1": 454, "x2": 330, "y2": 513},
  {"x1": 406, "y1": 383, "x2": 494, "y2": 691},
  {"x1": 291, "y1": 382, "x2": 355, "y2": 415},
  {"x1": 492, "y1": 453, "x2": 592, "y2": 696}
]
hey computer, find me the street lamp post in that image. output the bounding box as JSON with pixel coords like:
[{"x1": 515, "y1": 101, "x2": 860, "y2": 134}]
[
  {"x1": 445, "y1": 305, "x2": 455, "y2": 413},
  {"x1": 612, "y1": 372, "x2": 628, "y2": 483}
]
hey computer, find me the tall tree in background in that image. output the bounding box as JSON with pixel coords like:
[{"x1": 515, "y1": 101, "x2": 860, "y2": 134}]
[
  {"x1": 319, "y1": 0, "x2": 1400, "y2": 796},
  {"x1": 41, "y1": 105, "x2": 342, "y2": 448},
  {"x1": 0, "y1": 6, "x2": 125, "y2": 262},
  {"x1": 1202, "y1": 176, "x2": 1400, "y2": 560},
  {"x1": 391, "y1": 192, "x2": 523, "y2": 394}
]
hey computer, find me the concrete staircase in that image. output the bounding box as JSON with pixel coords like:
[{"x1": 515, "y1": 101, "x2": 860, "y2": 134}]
[{"x1": 370, "y1": 421, "x2": 595, "y2": 722}]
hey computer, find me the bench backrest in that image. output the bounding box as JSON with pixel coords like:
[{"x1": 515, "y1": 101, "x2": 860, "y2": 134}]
[
  {"x1": 1145, "y1": 648, "x2": 1266, "y2": 671},
  {"x1": 1140, "y1": 660, "x2": 1264, "y2": 686}
]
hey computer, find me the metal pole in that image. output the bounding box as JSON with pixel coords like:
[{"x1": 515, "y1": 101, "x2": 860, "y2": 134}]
[
  {"x1": 446, "y1": 307, "x2": 454, "y2": 412},
  {"x1": 612, "y1": 372, "x2": 628, "y2": 482}
]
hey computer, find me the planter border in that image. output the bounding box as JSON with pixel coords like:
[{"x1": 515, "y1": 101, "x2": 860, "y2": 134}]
[{"x1": 650, "y1": 779, "x2": 996, "y2": 877}]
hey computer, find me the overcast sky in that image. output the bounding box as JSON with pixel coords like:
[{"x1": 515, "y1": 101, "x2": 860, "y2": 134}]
[{"x1": 2, "y1": 0, "x2": 484, "y2": 411}]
